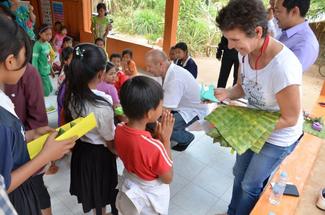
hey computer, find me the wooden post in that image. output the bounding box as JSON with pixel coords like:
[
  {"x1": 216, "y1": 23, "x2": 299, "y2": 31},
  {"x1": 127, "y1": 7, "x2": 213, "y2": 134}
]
[
  {"x1": 81, "y1": 0, "x2": 91, "y2": 33},
  {"x1": 162, "y1": 0, "x2": 179, "y2": 54}
]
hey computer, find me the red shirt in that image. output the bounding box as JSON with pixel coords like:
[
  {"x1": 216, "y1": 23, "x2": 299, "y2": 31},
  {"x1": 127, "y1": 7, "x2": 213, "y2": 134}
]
[
  {"x1": 115, "y1": 123, "x2": 172, "y2": 181},
  {"x1": 115, "y1": 71, "x2": 129, "y2": 93},
  {"x1": 4, "y1": 63, "x2": 48, "y2": 130}
]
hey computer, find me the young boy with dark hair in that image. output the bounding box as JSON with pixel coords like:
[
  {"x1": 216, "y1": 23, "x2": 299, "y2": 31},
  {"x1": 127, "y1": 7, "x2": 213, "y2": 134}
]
[
  {"x1": 115, "y1": 76, "x2": 174, "y2": 215},
  {"x1": 110, "y1": 53, "x2": 129, "y2": 93}
]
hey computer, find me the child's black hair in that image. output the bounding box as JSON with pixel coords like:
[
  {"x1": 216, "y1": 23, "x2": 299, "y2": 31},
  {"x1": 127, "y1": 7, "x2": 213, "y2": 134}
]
[
  {"x1": 174, "y1": 42, "x2": 188, "y2": 53},
  {"x1": 106, "y1": 61, "x2": 116, "y2": 72},
  {"x1": 122, "y1": 48, "x2": 133, "y2": 58},
  {"x1": 120, "y1": 76, "x2": 163, "y2": 120},
  {"x1": 109, "y1": 53, "x2": 122, "y2": 61},
  {"x1": 54, "y1": 21, "x2": 62, "y2": 27},
  {"x1": 170, "y1": 46, "x2": 176, "y2": 50},
  {"x1": 60, "y1": 47, "x2": 73, "y2": 64},
  {"x1": 96, "y1": 3, "x2": 107, "y2": 16},
  {"x1": 38, "y1": 23, "x2": 52, "y2": 34},
  {"x1": 59, "y1": 47, "x2": 73, "y2": 88},
  {"x1": 63, "y1": 43, "x2": 111, "y2": 121},
  {"x1": 61, "y1": 36, "x2": 73, "y2": 48},
  {"x1": 0, "y1": 13, "x2": 31, "y2": 69},
  {"x1": 95, "y1": 37, "x2": 105, "y2": 45}
]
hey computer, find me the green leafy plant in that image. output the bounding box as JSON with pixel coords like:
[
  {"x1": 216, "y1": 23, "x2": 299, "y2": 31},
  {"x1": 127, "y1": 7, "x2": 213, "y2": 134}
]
[
  {"x1": 134, "y1": 9, "x2": 163, "y2": 35},
  {"x1": 108, "y1": 0, "x2": 325, "y2": 56}
]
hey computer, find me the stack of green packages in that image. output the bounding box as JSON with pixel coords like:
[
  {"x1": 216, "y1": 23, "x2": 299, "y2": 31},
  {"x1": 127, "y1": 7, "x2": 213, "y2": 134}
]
[{"x1": 205, "y1": 105, "x2": 280, "y2": 155}]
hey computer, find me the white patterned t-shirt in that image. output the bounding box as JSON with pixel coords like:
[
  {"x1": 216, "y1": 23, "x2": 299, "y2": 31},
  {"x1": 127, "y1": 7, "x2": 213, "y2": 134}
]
[{"x1": 239, "y1": 44, "x2": 303, "y2": 147}]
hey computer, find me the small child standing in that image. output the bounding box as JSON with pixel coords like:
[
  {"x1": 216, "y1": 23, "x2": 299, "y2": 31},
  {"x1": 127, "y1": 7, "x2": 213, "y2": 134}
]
[
  {"x1": 96, "y1": 62, "x2": 120, "y2": 107},
  {"x1": 110, "y1": 53, "x2": 129, "y2": 93},
  {"x1": 122, "y1": 49, "x2": 138, "y2": 77},
  {"x1": 53, "y1": 36, "x2": 73, "y2": 74},
  {"x1": 115, "y1": 76, "x2": 174, "y2": 215},
  {"x1": 54, "y1": 21, "x2": 62, "y2": 35},
  {"x1": 91, "y1": 3, "x2": 112, "y2": 42},
  {"x1": 95, "y1": 37, "x2": 108, "y2": 57},
  {"x1": 32, "y1": 24, "x2": 53, "y2": 96},
  {"x1": 64, "y1": 44, "x2": 118, "y2": 215},
  {"x1": 53, "y1": 25, "x2": 68, "y2": 54}
]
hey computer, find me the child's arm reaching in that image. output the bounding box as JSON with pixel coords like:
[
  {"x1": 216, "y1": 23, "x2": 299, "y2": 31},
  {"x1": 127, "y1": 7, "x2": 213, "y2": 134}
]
[{"x1": 8, "y1": 132, "x2": 77, "y2": 193}]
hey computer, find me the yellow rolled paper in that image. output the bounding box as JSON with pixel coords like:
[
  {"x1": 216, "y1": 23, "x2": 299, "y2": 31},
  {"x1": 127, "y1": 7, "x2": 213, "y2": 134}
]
[{"x1": 27, "y1": 113, "x2": 97, "y2": 159}]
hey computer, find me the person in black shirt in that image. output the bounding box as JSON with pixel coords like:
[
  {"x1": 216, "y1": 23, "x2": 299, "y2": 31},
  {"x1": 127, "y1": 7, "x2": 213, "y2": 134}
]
[{"x1": 216, "y1": 35, "x2": 239, "y2": 88}]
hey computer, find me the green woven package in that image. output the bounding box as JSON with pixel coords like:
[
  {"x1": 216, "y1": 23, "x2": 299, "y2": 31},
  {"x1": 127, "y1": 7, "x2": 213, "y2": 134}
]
[{"x1": 205, "y1": 105, "x2": 280, "y2": 155}]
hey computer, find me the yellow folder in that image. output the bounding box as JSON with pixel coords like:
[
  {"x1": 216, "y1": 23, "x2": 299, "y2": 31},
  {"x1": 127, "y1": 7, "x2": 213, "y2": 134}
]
[{"x1": 27, "y1": 113, "x2": 97, "y2": 159}]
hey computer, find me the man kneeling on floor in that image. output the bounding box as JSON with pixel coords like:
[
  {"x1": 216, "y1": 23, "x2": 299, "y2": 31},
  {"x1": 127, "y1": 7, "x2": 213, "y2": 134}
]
[{"x1": 145, "y1": 49, "x2": 207, "y2": 151}]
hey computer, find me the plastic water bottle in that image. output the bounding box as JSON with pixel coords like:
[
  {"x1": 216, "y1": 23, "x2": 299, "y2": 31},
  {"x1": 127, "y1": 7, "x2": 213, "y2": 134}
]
[{"x1": 269, "y1": 171, "x2": 288, "y2": 205}]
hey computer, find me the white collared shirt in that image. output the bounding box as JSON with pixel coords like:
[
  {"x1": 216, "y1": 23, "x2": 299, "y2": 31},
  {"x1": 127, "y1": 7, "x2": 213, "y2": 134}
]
[
  {"x1": 162, "y1": 63, "x2": 207, "y2": 123},
  {"x1": 175, "y1": 56, "x2": 191, "y2": 67},
  {"x1": 0, "y1": 90, "x2": 18, "y2": 118},
  {"x1": 71, "y1": 89, "x2": 115, "y2": 145}
]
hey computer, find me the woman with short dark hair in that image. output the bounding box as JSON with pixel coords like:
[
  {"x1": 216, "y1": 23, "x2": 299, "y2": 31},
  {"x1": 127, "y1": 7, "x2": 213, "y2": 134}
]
[{"x1": 214, "y1": 0, "x2": 303, "y2": 214}]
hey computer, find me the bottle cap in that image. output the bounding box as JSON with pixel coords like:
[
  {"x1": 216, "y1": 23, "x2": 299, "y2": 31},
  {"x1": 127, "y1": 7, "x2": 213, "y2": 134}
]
[{"x1": 280, "y1": 171, "x2": 288, "y2": 178}]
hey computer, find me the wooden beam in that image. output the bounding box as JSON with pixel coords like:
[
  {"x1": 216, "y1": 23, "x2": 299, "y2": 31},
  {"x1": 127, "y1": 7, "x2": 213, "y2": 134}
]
[
  {"x1": 162, "y1": 0, "x2": 179, "y2": 54},
  {"x1": 81, "y1": 0, "x2": 91, "y2": 33}
]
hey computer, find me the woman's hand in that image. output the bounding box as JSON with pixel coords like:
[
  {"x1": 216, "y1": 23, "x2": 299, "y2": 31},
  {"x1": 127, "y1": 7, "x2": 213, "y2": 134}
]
[
  {"x1": 38, "y1": 132, "x2": 77, "y2": 162},
  {"x1": 214, "y1": 88, "x2": 230, "y2": 101}
]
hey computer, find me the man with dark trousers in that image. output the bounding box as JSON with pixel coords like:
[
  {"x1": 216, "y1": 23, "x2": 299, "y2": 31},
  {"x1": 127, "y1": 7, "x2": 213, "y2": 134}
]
[{"x1": 216, "y1": 35, "x2": 239, "y2": 88}]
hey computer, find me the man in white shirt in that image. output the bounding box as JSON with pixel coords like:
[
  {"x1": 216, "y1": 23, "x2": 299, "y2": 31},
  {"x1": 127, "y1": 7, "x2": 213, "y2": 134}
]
[{"x1": 145, "y1": 49, "x2": 207, "y2": 151}]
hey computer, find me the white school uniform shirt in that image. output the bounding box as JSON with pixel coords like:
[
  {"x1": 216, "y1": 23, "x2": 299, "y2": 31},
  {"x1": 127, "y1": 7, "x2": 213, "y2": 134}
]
[
  {"x1": 71, "y1": 89, "x2": 115, "y2": 145},
  {"x1": 162, "y1": 63, "x2": 208, "y2": 123},
  {"x1": 0, "y1": 90, "x2": 18, "y2": 118},
  {"x1": 239, "y1": 44, "x2": 303, "y2": 147}
]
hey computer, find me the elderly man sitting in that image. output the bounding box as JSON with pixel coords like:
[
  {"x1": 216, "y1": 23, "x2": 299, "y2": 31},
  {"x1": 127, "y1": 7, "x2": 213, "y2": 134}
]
[{"x1": 145, "y1": 49, "x2": 207, "y2": 151}]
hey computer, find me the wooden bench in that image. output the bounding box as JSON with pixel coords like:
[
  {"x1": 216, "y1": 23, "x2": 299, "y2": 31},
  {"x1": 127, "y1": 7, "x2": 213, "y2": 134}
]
[{"x1": 251, "y1": 81, "x2": 325, "y2": 215}]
